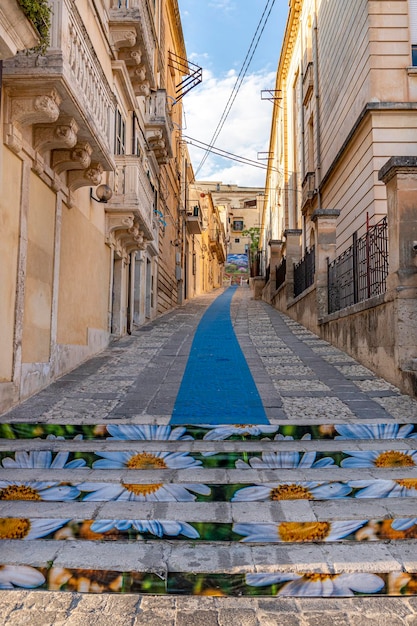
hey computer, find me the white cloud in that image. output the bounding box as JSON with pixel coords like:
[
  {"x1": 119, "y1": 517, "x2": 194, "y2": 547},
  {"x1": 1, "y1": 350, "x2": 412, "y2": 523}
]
[{"x1": 181, "y1": 68, "x2": 275, "y2": 187}]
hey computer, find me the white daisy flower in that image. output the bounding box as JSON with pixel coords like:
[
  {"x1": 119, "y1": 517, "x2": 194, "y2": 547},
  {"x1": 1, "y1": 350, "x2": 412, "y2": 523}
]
[
  {"x1": 341, "y1": 450, "x2": 417, "y2": 469},
  {"x1": 245, "y1": 572, "x2": 385, "y2": 596},
  {"x1": 0, "y1": 517, "x2": 71, "y2": 540},
  {"x1": 349, "y1": 479, "x2": 417, "y2": 498},
  {"x1": 335, "y1": 424, "x2": 417, "y2": 440},
  {"x1": 106, "y1": 424, "x2": 193, "y2": 441},
  {"x1": 0, "y1": 448, "x2": 86, "y2": 501},
  {"x1": 0, "y1": 565, "x2": 45, "y2": 589},
  {"x1": 84, "y1": 423, "x2": 210, "y2": 501},
  {"x1": 391, "y1": 518, "x2": 417, "y2": 531},
  {"x1": 202, "y1": 424, "x2": 279, "y2": 441},
  {"x1": 1, "y1": 449, "x2": 86, "y2": 470},
  {"x1": 233, "y1": 520, "x2": 366, "y2": 542},
  {"x1": 232, "y1": 481, "x2": 351, "y2": 502},
  {"x1": 90, "y1": 519, "x2": 199, "y2": 538},
  {"x1": 235, "y1": 445, "x2": 335, "y2": 470}
]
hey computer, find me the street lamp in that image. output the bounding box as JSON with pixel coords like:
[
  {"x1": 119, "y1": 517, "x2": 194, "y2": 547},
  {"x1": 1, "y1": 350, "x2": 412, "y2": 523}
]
[{"x1": 90, "y1": 184, "x2": 113, "y2": 203}]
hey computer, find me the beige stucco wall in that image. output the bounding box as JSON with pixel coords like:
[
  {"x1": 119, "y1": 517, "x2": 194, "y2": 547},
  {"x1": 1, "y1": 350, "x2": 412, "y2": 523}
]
[
  {"x1": 0, "y1": 149, "x2": 21, "y2": 381},
  {"x1": 21, "y1": 173, "x2": 55, "y2": 364},
  {"x1": 57, "y1": 201, "x2": 110, "y2": 345}
]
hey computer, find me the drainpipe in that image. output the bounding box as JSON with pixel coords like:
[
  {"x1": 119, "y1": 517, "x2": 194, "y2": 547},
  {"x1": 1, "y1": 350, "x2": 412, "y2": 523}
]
[{"x1": 313, "y1": 0, "x2": 322, "y2": 210}]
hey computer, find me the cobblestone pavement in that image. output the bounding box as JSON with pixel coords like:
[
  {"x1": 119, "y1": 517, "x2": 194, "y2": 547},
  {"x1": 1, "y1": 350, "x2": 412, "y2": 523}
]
[{"x1": 1, "y1": 286, "x2": 417, "y2": 623}]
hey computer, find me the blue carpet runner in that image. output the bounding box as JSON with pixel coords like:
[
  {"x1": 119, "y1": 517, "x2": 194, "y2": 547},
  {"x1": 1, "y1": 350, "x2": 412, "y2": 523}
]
[{"x1": 170, "y1": 286, "x2": 269, "y2": 425}]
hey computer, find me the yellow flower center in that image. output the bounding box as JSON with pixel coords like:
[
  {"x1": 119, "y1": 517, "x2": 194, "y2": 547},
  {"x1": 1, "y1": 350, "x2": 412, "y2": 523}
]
[
  {"x1": 123, "y1": 453, "x2": 167, "y2": 496},
  {"x1": 270, "y1": 484, "x2": 313, "y2": 500},
  {"x1": 126, "y1": 452, "x2": 167, "y2": 470},
  {"x1": 395, "y1": 479, "x2": 417, "y2": 490},
  {"x1": 379, "y1": 520, "x2": 417, "y2": 540},
  {"x1": 278, "y1": 522, "x2": 330, "y2": 542},
  {"x1": 0, "y1": 518, "x2": 30, "y2": 539},
  {"x1": 0, "y1": 485, "x2": 42, "y2": 501},
  {"x1": 374, "y1": 451, "x2": 415, "y2": 468},
  {"x1": 122, "y1": 482, "x2": 163, "y2": 496},
  {"x1": 303, "y1": 573, "x2": 336, "y2": 582}
]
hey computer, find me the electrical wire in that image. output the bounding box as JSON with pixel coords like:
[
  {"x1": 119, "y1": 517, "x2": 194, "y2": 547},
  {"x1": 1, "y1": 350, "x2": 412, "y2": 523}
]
[
  {"x1": 194, "y1": 0, "x2": 277, "y2": 178},
  {"x1": 183, "y1": 135, "x2": 273, "y2": 171}
]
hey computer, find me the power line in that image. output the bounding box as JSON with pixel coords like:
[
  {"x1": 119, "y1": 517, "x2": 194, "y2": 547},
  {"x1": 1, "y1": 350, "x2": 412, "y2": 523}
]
[
  {"x1": 194, "y1": 0, "x2": 277, "y2": 177},
  {"x1": 183, "y1": 135, "x2": 272, "y2": 171}
]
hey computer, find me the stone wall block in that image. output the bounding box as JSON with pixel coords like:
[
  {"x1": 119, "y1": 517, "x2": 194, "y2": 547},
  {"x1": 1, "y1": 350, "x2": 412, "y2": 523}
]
[{"x1": 379, "y1": 157, "x2": 417, "y2": 374}]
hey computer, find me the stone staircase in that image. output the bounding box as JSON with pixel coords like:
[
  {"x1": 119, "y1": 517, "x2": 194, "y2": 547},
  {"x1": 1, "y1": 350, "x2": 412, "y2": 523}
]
[{"x1": 1, "y1": 418, "x2": 417, "y2": 597}]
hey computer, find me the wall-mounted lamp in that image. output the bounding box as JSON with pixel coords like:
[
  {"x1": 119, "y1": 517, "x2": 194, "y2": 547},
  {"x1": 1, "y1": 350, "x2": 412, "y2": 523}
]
[{"x1": 90, "y1": 184, "x2": 113, "y2": 203}]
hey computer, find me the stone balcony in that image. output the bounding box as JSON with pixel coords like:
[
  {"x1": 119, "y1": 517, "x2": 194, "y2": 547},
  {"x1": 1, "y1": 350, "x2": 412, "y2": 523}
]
[
  {"x1": 186, "y1": 203, "x2": 203, "y2": 235},
  {"x1": 0, "y1": 0, "x2": 40, "y2": 59},
  {"x1": 109, "y1": 0, "x2": 157, "y2": 97},
  {"x1": 301, "y1": 171, "x2": 316, "y2": 211},
  {"x1": 144, "y1": 89, "x2": 174, "y2": 165},
  {"x1": 209, "y1": 227, "x2": 226, "y2": 263},
  {"x1": 2, "y1": 0, "x2": 115, "y2": 190},
  {"x1": 105, "y1": 155, "x2": 159, "y2": 255}
]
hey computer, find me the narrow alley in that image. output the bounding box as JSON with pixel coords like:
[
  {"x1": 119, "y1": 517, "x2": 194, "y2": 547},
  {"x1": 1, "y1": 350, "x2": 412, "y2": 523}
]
[{"x1": 1, "y1": 287, "x2": 417, "y2": 623}]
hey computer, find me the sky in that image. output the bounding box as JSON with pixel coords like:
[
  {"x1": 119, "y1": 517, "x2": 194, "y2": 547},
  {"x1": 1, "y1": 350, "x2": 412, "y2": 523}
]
[{"x1": 177, "y1": 0, "x2": 289, "y2": 188}]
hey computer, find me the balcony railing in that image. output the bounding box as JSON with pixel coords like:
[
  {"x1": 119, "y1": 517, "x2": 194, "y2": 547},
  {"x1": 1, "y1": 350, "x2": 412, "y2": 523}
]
[
  {"x1": 109, "y1": 0, "x2": 157, "y2": 93},
  {"x1": 145, "y1": 90, "x2": 173, "y2": 164},
  {"x1": 328, "y1": 216, "x2": 388, "y2": 314},
  {"x1": 294, "y1": 246, "x2": 315, "y2": 297},
  {"x1": 106, "y1": 155, "x2": 156, "y2": 241}
]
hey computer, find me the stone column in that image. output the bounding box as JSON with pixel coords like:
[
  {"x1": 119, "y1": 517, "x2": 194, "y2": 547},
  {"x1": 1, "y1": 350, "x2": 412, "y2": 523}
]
[
  {"x1": 311, "y1": 209, "x2": 340, "y2": 319},
  {"x1": 268, "y1": 239, "x2": 284, "y2": 285},
  {"x1": 284, "y1": 229, "x2": 302, "y2": 302},
  {"x1": 379, "y1": 157, "x2": 417, "y2": 376}
]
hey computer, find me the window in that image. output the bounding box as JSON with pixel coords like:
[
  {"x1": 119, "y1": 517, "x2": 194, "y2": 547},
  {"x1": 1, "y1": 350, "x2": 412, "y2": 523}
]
[
  {"x1": 410, "y1": 0, "x2": 417, "y2": 64},
  {"x1": 115, "y1": 109, "x2": 126, "y2": 155},
  {"x1": 235, "y1": 238, "x2": 240, "y2": 243},
  {"x1": 232, "y1": 219, "x2": 244, "y2": 231}
]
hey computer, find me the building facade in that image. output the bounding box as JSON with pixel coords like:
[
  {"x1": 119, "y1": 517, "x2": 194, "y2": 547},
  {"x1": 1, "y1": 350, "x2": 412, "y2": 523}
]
[
  {"x1": 259, "y1": 0, "x2": 417, "y2": 394},
  {"x1": 197, "y1": 182, "x2": 264, "y2": 282},
  {"x1": 0, "y1": 0, "x2": 211, "y2": 413}
]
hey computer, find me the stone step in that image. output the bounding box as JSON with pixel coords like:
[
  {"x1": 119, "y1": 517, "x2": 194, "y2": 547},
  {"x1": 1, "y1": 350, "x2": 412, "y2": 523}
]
[
  {"x1": 2, "y1": 466, "x2": 417, "y2": 483},
  {"x1": 1, "y1": 422, "x2": 416, "y2": 440},
  {"x1": 2, "y1": 537, "x2": 414, "y2": 574},
  {"x1": 2, "y1": 498, "x2": 417, "y2": 523},
  {"x1": 2, "y1": 438, "x2": 417, "y2": 453}
]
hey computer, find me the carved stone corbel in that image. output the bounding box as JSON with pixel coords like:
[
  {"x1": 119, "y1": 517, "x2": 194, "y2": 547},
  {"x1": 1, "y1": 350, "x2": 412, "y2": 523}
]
[
  {"x1": 52, "y1": 142, "x2": 92, "y2": 174},
  {"x1": 34, "y1": 118, "x2": 78, "y2": 153},
  {"x1": 129, "y1": 65, "x2": 147, "y2": 83},
  {"x1": 110, "y1": 27, "x2": 137, "y2": 50},
  {"x1": 119, "y1": 49, "x2": 142, "y2": 65},
  {"x1": 136, "y1": 82, "x2": 151, "y2": 97},
  {"x1": 67, "y1": 162, "x2": 103, "y2": 191},
  {"x1": 10, "y1": 90, "x2": 61, "y2": 127}
]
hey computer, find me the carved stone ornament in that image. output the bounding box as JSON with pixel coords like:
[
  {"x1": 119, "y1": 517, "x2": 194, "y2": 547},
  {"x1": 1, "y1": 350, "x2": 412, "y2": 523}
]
[
  {"x1": 52, "y1": 142, "x2": 92, "y2": 174},
  {"x1": 129, "y1": 65, "x2": 147, "y2": 83},
  {"x1": 34, "y1": 119, "x2": 79, "y2": 153},
  {"x1": 10, "y1": 90, "x2": 61, "y2": 127},
  {"x1": 110, "y1": 27, "x2": 137, "y2": 51},
  {"x1": 105, "y1": 212, "x2": 147, "y2": 251},
  {"x1": 67, "y1": 162, "x2": 103, "y2": 191}
]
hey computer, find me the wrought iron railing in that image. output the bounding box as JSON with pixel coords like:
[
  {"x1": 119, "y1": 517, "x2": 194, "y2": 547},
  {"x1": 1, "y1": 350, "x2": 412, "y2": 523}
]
[
  {"x1": 294, "y1": 246, "x2": 315, "y2": 297},
  {"x1": 276, "y1": 257, "x2": 286, "y2": 290},
  {"x1": 328, "y1": 216, "x2": 388, "y2": 314}
]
